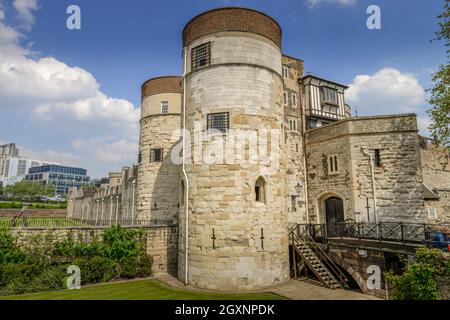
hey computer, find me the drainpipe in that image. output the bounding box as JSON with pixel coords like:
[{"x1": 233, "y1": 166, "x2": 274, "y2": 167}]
[
  {"x1": 182, "y1": 47, "x2": 190, "y2": 286},
  {"x1": 131, "y1": 179, "x2": 136, "y2": 225},
  {"x1": 299, "y1": 79, "x2": 309, "y2": 223},
  {"x1": 361, "y1": 146, "x2": 378, "y2": 223}
]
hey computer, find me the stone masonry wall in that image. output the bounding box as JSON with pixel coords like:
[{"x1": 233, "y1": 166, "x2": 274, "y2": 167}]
[
  {"x1": 282, "y1": 55, "x2": 307, "y2": 223},
  {"x1": 305, "y1": 114, "x2": 426, "y2": 224},
  {"x1": 10, "y1": 226, "x2": 178, "y2": 275},
  {"x1": 420, "y1": 137, "x2": 450, "y2": 224},
  {"x1": 179, "y1": 32, "x2": 289, "y2": 291},
  {"x1": 136, "y1": 114, "x2": 181, "y2": 222}
]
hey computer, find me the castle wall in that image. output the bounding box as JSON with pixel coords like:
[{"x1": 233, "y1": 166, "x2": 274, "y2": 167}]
[
  {"x1": 282, "y1": 55, "x2": 307, "y2": 223},
  {"x1": 10, "y1": 225, "x2": 178, "y2": 275},
  {"x1": 179, "y1": 8, "x2": 289, "y2": 291},
  {"x1": 305, "y1": 114, "x2": 426, "y2": 223},
  {"x1": 67, "y1": 166, "x2": 138, "y2": 224},
  {"x1": 420, "y1": 137, "x2": 450, "y2": 224},
  {"x1": 136, "y1": 77, "x2": 181, "y2": 223}
]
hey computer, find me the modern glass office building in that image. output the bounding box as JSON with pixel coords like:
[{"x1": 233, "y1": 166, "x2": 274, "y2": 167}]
[{"x1": 25, "y1": 165, "x2": 90, "y2": 195}]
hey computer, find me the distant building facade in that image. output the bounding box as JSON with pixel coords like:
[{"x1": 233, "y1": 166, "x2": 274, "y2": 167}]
[
  {"x1": 25, "y1": 164, "x2": 90, "y2": 195},
  {"x1": 1, "y1": 157, "x2": 59, "y2": 186},
  {"x1": 0, "y1": 143, "x2": 19, "y2": 178}
]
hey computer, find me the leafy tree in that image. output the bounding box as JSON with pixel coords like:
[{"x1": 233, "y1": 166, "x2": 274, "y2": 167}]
[
  {"x1": 428, "y1": 0, "x2": 450, "y2": 163},
  {"x1": 385, "y1": 247, "x2": 450, "y2": 300},
  {"x1": 43, "y1": 183, "x2": 56, "y2": 197},
  {"x1": 3, "y1": 180, "x2": 51, "y2": 199}
]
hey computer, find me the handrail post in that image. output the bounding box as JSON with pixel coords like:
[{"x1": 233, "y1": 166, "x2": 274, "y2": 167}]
[{"x1": 400, "y1": 223, "x2": 404, "y2": 243}]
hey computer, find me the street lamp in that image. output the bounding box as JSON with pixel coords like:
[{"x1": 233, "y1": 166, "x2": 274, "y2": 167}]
[{"x1": 295, "y1": 182, "x2": 303, "y2": 195}]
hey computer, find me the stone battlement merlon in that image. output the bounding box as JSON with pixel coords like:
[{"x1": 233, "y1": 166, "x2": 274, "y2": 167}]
[{"x1": 305, "y1": 113, "x2": 418, "y2": 144}]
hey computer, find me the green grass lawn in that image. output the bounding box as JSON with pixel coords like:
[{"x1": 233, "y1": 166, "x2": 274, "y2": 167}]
[{"x1": 0, "y1": 279, "x2": 287, "y2": 300}]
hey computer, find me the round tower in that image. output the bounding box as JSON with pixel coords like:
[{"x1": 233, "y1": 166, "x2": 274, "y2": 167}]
[
  {"x1": 178, "y1": 8, "x2": 289, "y2": 291},
  {"x1": 136, "y1": 76, "x2": 181, "y2": 223}
]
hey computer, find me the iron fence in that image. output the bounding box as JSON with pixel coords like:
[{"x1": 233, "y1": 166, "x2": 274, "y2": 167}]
[
  {"x1": 0, "y1": 217, "x2": 176, "y2": 228},
  {"x1": 290, "y1": 221, "x2": 449, "y2": 244}
]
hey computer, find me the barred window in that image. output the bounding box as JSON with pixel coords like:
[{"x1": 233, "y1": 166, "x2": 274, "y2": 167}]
[
  {"x1": 161, "y1": 101, "x2": 168, "y2": 114},
  {"x1": 191, "y1": 42, "x2": 211, "y2": 71},
  {"x1": 150, "y1": 149, "x2": 163, "y2": 162},
  {"x1": 207, "y1": 112, "x2": 229, "y2": 133},
  {"x1": 374, "y1": 149, "x2": 382, "y2": 167}
]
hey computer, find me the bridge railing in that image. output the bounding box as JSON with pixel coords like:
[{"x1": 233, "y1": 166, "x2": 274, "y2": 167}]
[{"x1": 291, "y1": 221, "x2": 449, "y2": 244}]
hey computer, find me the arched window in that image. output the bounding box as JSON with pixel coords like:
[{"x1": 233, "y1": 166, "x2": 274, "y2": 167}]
[{"x1": 255, "y1": 177, "x2": 266, "y2": 203}]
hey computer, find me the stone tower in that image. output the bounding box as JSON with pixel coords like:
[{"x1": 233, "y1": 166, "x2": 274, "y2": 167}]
[
  {"x1": 136, "y1": 76, "x2": 182, "y2": 223},
  {"x1": 178, "y1": 8, "x2": 289, "y2": 291}
]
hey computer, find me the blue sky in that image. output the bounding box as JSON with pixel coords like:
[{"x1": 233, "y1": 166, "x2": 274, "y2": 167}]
[{"x1": 0, "y1": 0, "x2": 446, "y2": 177}]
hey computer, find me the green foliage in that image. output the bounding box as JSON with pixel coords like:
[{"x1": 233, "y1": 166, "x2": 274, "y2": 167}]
[
  {"x1": 102, "y1": 225, "x2": 146, "y2": 259},
  {"x1": 74, "y1": 256, "x2": 119, "y2": 283},
  {"x1": 385, "y1": 248, "x2": 450, "y2": 300},
  {"x1": 0, "y1": 226, "x2": 152, "y2": 296},
  {"x1": 0, "y1": 229, "x2": 28, "y2": 264},
  {"x1": 3, "y1": 180, "x2": 57, "y2": 199},
  {"x1": 428, "y1": 0, "x2": 450, "y2": 161}
]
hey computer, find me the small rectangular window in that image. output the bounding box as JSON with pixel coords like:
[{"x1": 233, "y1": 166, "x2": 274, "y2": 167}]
[
  {"x1": 428, "y1": 208, "x2": 437, "y2": 219},
  {"x1": 374, "y1": 149, "x2": 381, "y2": 167},
  {"x1": 138, "y1": 152, "x2": 142, "y2": 163},
  {"x1": 207, "y1": 112, "x2": 229, "y2": 133},
  {"x1": 191, "y1": 42, "x2": 211, "y2": 71},
  {"x1": 292, "y1": 93, "x2": 297, "y2": 108},
  {"x1": 161, "y1": 101, "x2": 168, "y2": 114},
  {"x1": 282, "y1": 66, "x2": 289, "y2": 78},
  {"x1": 150, "y1": 149, "x2": 163, "y2": 162},
  {"x1": 283, "y1": 91, "x2": 288, "y2": 105},
  {"x1": 328, "y1": 154, "x2": 339, "y2": 174}
]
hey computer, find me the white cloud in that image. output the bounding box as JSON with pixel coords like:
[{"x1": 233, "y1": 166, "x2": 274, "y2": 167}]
[
  {"x1": 13, "y1": 0, "x2": 39, "y2": 29},
  {"x1": 346, "y1": 67, "x2": 431, "y2": 135},
  {"x1": 0, "y1": 1, "x2": 140, "y2": 177},
  {"x1": 346, "y1": 68, "x2": 425, "y2": 114},
  {"x1": 306, "y1": 0, "x2": 357, "y2": 8}
]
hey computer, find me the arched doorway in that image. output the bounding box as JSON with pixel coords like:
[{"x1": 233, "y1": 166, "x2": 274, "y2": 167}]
[
  {"x1": 325, "y1": 197, "x2": 344, "y2": 224},
  {"x1": 325, "y1": 197, "x2": 344, "y2": 237}
]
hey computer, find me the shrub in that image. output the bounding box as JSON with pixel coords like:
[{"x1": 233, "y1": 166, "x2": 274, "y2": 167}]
[
  {"x1": 27, "y1": 265, "x2": 67, "y2": 293},
  {"x1": 135, "y1": 254, "x2": 153, "y2": 278},
  {"x1": 386, "y1": 247, "x2": 450, "y2": 300},
  {"x1": 0, "y1": 229, "x2": 28, "y2": 264},
  {"x1": 0, "y1": 226, "x2": 153, "y2": 295},
  {"x1": 73, "y1": 256, "x2": 119, "y2": 284},
  {"x1": 102, "y1": 225, "x2": 146, "y2": 259},
  {"x1": 0, "y1": 263, "x2": 43, "y2": 291}
]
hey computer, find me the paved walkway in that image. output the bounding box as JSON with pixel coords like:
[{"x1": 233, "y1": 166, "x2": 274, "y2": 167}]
[
  {"x1": 270, "y1": 279, "x2": 381, "y2": 300},
  {"x1": 155, "y1": 274, "x2": 381, "y2": 300}
]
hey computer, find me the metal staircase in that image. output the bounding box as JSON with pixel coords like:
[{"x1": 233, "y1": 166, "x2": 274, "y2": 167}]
[{"x1": 289, "y1": 225, "x2": 349, "y2": 289}]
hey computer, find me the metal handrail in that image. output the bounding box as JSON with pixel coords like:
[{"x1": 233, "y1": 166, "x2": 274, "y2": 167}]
[
  {"x1": 289, "y1": 226, "x2": 349, "y2": 289},
  {"x1": 294, "y1": 222, "x2": 449, "y2": 244}
]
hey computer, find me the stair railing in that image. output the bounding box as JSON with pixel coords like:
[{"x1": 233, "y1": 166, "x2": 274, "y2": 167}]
[{"x1": 289, "y1": 226, "x2": 350, "y2": 289}]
